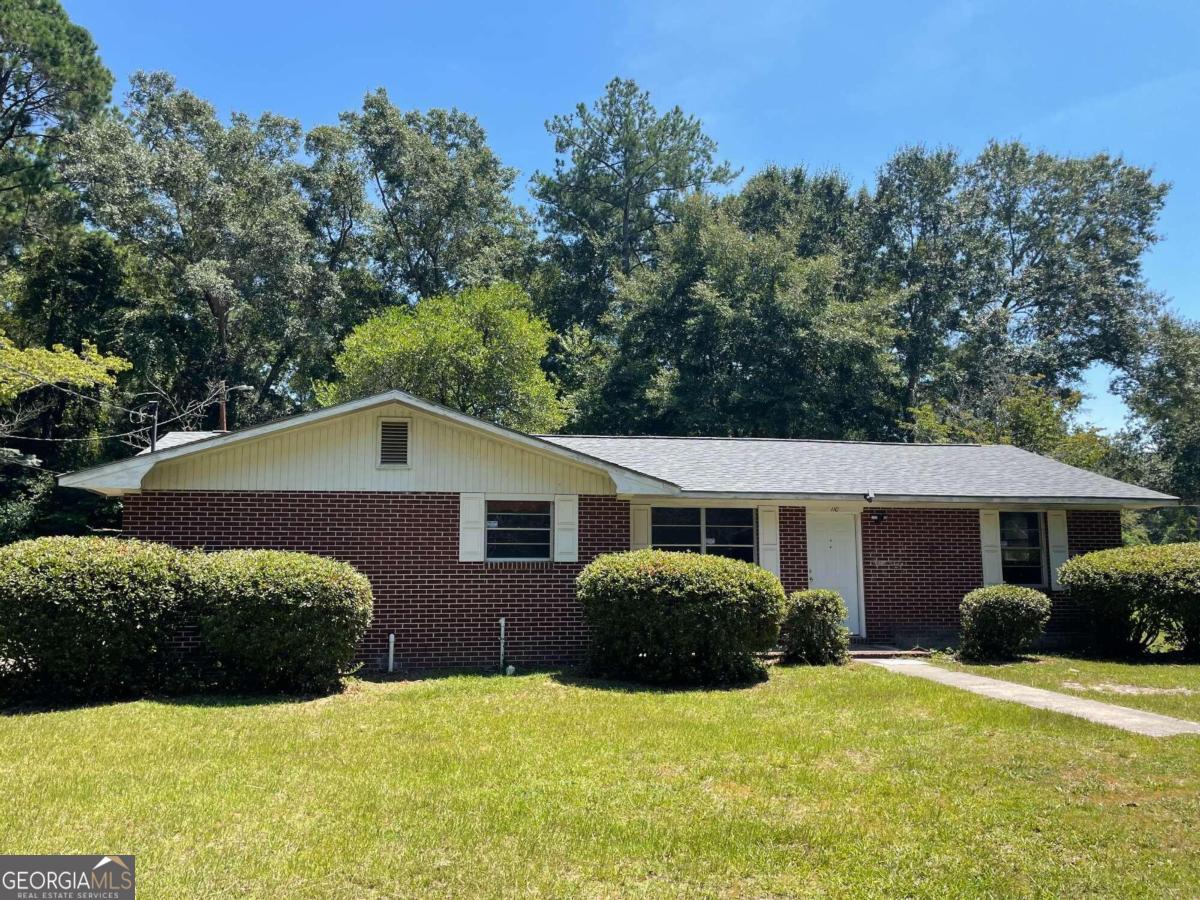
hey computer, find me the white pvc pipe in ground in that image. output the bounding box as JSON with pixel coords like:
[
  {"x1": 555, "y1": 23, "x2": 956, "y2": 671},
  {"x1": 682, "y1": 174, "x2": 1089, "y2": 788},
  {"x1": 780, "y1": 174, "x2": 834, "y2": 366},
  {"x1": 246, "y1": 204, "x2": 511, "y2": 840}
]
[{"x1": 387, "y1": 632, "x2": 395, "y2": 673}]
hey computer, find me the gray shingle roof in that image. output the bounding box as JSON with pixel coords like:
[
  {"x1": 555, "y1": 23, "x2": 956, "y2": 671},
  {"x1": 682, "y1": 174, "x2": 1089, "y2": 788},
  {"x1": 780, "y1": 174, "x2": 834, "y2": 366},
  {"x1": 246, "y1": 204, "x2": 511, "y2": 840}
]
[
  {"x1": 136, "y1": 431, "x2": 224, "y2": 455},
  {"x1": 538, "y1": 436, "x2": 1177, "y2": 503}
]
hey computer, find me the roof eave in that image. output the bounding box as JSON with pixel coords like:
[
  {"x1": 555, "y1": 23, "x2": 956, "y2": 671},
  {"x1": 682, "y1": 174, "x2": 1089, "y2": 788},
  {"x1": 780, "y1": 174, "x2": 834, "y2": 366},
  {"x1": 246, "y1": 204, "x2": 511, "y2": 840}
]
[
  {"x1": 619, "y1": 491, "x2": 1179, "y2": 509},
  {"x1": 58, "y1": 390, "x2": 680, "y2": 497}
]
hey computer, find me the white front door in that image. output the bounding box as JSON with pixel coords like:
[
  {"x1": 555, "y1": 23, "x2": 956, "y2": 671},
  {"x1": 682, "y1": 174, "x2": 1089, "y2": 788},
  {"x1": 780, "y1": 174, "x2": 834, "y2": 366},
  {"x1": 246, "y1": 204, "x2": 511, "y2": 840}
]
[{"x1": 806, "y1": 511, "x2": 863, "y2": 636}]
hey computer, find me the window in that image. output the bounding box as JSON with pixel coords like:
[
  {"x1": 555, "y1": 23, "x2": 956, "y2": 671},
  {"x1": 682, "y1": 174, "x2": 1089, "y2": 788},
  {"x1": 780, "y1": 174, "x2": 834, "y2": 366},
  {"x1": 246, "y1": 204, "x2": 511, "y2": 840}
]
[
  {"x1": 486, "y1": 500, "x2": 552, "y2": 561},
  {"x1": 999, "y1": 511, "x2": 1047, "y2": 586},
  {"x1": 379, "y1": 419, "x2": 410, "y2": 466},
  {"x1": 651, "y1": 507, "x2": 756, "y2": 563}
]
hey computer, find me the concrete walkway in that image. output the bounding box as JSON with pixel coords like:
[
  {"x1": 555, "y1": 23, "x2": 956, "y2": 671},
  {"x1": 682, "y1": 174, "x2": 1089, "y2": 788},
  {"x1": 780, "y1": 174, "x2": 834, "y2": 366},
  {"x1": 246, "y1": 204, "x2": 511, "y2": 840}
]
[{"x1": 864, "y1": 658, "x2": 1200, "y2": 738}]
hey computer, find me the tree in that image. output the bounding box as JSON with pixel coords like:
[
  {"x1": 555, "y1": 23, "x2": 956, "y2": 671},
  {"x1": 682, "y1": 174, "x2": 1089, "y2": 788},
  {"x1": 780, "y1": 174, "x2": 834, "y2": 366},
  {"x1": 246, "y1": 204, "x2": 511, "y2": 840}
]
[
  {"x1": 579, "y1": 195, "x2": 898, "y2": 437},
  {"x1": 0, "y1": 0, "x2": 112, "y2": 250},
  {"x1": 0, "y1": 330, "x2": 127, "y2": 409},
  {"x1": 63, "y1": 72, "x2": 339, "y2": 424},
  {"x1": 904, "y1": 376, "x2": 1112, "y2": 462},
  {"x1": 317, "y1": 282, "x2": 565, "y2": 432},
  {"x1": 532, "y1": 78, "x2": 736, "y2": 332},
  {"x1": 869, "y1": 146, "x2": 965, "y2": 421},
  {"x1": 344, "y1": 91, "x2": 533, "y2": 301},
  {"x1": 1117, "y1": 314, "x2": 1200, "y2": 541},
  {"x1": 957, "y1": 141, "x2": 1166, "y2": 387},
  {"x1": 865, "y1": 141, "x2": 1167, "y2": 433}
]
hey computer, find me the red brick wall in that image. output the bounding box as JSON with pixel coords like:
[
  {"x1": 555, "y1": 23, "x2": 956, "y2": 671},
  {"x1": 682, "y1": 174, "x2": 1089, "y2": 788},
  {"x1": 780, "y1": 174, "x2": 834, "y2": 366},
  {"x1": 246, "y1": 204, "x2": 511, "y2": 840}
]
[
  {"x1": 778, "y1": 506, "x2": 807, "y2": 594},
  {"x1": 123, "y1": 491, "x2": 630, "y2": 670},
  {"x1": 1048, "y1": 508, "x2": 1124, "y2": 636},
  {"x1": 859, "y1": 508, "x2": 984, "y2": 644},
  {"x1": 855, "y1": 507, "x2": 1124, "y2": 645}
]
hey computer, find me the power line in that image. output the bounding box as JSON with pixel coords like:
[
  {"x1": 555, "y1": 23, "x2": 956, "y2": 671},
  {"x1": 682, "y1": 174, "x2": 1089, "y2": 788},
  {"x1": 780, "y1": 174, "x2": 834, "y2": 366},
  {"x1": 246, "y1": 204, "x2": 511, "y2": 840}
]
[
  {"x1": 0, "y1": 359, "x2": 228, "y2": 445},
  {"x1": 0, "y1": 359, "x2": 142, "y2": 417}
]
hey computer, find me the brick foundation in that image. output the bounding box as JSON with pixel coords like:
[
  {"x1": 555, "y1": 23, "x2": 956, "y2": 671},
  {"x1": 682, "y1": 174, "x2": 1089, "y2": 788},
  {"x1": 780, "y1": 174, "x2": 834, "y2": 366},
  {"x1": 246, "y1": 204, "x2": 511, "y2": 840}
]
[{"x1": 124, "y1": 491, "x2": 630, "y2": 670}]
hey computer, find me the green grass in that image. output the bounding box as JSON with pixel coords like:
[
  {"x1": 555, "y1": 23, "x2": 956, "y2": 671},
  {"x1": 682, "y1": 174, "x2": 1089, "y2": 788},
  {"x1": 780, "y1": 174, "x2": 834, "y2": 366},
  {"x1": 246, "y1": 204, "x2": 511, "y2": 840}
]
[
  {"x1": 2, "y1": 665, "x2": 1199, "y2": 898},
  {"x1": 933, "y1": 652, "x2": 1200, "y2": 721}
]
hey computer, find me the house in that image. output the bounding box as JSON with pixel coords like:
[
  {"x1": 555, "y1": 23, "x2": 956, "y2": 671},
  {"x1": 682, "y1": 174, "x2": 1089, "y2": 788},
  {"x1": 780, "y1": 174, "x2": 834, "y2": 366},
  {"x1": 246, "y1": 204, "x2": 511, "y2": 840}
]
[{"x1": 59, "y1": 390, "x2": 1178, "y2": 668}]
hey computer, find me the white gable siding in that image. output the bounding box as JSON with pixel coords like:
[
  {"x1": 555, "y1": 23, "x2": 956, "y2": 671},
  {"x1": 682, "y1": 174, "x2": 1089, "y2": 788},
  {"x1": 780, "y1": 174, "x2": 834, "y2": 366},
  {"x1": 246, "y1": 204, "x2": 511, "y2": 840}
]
[{"x1": 142, "y1": 403, "x2": 612, "y2": 494}]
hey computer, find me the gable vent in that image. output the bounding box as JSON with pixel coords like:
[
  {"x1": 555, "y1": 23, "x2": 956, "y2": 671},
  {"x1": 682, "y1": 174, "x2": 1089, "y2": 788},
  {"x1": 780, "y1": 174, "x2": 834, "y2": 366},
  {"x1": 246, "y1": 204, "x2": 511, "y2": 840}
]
[{"x1": 379, "y1": 420, "x2": 410, "y2": 466}]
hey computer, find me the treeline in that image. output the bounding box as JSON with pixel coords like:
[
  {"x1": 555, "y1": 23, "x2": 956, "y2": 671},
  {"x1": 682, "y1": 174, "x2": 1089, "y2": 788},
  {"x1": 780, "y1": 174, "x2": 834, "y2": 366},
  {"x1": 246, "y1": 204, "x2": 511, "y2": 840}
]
[{"x1": 0, "y1": 1, "x2": 1195, "y2": 543}]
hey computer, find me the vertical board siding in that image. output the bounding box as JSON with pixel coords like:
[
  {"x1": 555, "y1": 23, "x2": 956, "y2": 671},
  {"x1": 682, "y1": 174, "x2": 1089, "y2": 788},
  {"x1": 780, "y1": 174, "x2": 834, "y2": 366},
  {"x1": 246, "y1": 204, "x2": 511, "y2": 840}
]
[{"x1": 142, "y1": 403, "x2": 612, "y2": 494}]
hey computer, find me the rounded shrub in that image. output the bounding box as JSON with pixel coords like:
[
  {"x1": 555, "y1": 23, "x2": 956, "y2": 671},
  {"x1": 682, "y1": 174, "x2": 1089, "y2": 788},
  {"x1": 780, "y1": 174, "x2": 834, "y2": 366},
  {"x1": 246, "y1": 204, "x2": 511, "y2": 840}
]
[
  {"x1": 575, "y1": 549, "x2": 786, "y2": 686},
  {"x1": 958, "y1": 585, "x2": 1051, "y2": 661},
  {"x1": 1059, "y1": 542, "x2": 1200, "y2": 656},
  {"x1": 780, "y1": 589, "x2": 850, "y2": 665},
  {"x1": 0, "y1": 536, "x2": 192, "y2": 701},
  {"x1": 194, "y1": 550, "x2": 374, "y2": 693}
]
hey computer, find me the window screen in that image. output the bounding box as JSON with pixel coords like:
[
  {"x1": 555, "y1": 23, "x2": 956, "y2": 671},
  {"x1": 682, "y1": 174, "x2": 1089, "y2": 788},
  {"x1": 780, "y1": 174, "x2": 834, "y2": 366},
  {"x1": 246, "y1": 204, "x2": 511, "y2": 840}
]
[
  {"x1": 379, "y1": 420, "x2": 409, "y2": 466},
  {"x1": 999, "y1": 511, "x2": 1046, "y2": 586},
  {"x1": 651, "y1": 507, "x2": 756, "y2": 563},
  {"x1": 486, "y1": 500, "x2": 552, "y2": 561}
]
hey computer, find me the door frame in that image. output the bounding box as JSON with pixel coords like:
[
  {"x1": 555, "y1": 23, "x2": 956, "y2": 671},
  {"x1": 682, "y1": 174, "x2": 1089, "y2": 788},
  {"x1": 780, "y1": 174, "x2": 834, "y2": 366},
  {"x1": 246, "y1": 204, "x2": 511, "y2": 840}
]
[{"x1": 806, "y1": 509, "x2": 866, "y2": 638}]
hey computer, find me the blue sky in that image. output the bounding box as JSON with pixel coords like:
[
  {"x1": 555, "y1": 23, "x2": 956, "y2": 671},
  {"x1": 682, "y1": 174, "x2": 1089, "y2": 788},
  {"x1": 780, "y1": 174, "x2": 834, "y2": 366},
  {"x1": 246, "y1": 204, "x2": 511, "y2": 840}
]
[{"x1": 66, "y1": 0, "x2": 1199, "y2": 431}]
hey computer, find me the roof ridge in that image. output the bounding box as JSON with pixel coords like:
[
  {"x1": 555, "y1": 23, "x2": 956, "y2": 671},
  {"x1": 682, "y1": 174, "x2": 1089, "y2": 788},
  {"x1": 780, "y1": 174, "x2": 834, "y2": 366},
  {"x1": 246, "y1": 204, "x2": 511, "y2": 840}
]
[{"x1": 538, "y1": 434, "x2": 993, "y2": 447}]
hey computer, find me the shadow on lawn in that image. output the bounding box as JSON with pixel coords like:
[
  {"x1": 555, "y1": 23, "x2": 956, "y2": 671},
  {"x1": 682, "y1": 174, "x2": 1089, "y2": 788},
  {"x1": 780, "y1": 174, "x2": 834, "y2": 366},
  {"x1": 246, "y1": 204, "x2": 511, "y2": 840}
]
[
  {"x1": 0, "y1": 682, "x2": 346, "y2": 716},
  {"x1": 549, "y1": 669, "x2": 767, "y2": 695}
]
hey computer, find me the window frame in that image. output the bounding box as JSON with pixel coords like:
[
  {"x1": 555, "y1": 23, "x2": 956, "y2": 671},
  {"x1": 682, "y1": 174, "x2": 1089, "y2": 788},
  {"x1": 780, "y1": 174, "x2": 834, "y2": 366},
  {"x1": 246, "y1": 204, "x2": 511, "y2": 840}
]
[
  {"x1": 998, "y1": 510, "x2": 1050, "y2": 588},
  {"x1": 375, "y1": 416, "x2": 412, "y2": 470},
  {"x1": 485, "y1": 497, "x2": 554, "y2": 563},
  {"x1": 649, "y1": 505, "x2": 757, "y2": 563}
]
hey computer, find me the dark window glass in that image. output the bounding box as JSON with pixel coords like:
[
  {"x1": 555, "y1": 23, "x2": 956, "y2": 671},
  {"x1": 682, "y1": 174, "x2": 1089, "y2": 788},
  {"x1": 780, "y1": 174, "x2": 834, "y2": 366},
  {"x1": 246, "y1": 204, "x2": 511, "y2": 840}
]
[
  {"x1": 652, "y1": 507, "x2": 701, "y2": 550},
  {"x1": 1000, "y1": 511, "x2": 1045, "y2": 586},
  {"x1": 705, "y1": 508, "x2": 753, "y2": 527},
  {"x1": 653, "y1": 507, "x2": 701, "y2": 525},
  {"x1": 651, "y1": 507, "x2": 755, "y2": 562},
  {"x1": 707, "y1": 545, "x2": 755, "y2": 563},
  {"x1": 486, "y1": 500, "x2": 551, "y2": 560}
]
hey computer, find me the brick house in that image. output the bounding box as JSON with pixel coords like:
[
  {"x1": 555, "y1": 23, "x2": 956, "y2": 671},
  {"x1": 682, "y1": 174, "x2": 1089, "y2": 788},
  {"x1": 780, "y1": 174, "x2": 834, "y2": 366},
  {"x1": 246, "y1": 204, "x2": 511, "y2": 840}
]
[{"x1": 60, "y1": 390, "x2": 1177, "y2": 668}]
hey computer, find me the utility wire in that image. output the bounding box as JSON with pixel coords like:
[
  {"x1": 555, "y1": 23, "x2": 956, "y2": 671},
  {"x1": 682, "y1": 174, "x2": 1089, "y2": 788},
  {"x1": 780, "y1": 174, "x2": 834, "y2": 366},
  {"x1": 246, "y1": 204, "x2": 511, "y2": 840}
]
[
  {"x1": 0, "y1": 359, "x2": 142, "y2": 417},
  {"x1": 0, "y1": 360, "x2": 226, "y2": 444}
]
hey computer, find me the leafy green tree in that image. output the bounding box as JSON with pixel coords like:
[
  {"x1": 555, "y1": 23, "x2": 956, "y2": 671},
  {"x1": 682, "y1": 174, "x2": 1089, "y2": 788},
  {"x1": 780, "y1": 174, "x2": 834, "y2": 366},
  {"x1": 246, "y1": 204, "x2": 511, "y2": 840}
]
[
  {"x1": 0, "y1": 330, "x2": 127, "y2": 408},
  {"x1": 317, "y1": 282, "x2": 565, "y2": 432},
  {"x1": 1117, "y1": 315, "x2": 1200, "y2": 541},
  {"x1": 869, "y1": 146, "x2": 965, "y2": 421},
  {"x1": 0, "y1": 0, "x2": 112, "y2": 250},
  {"x1": 580, "y1": 195, "x2": 898, "y2": 437},
  {"x1": 344, "y1": 91, "x2": 533, "y2": 301},
  {"x1": 532, "y1": 78, "x2": 736, "y2": 332},
  {"x1": 905, "y1": 376, "x2": 1111, "y2": 461},
  {"x1": 957, "y1": 141, "x2": 1166, "y2": 386},
  {"x1": 63, "y1": 72, "x2": 339, "y2": 424}
]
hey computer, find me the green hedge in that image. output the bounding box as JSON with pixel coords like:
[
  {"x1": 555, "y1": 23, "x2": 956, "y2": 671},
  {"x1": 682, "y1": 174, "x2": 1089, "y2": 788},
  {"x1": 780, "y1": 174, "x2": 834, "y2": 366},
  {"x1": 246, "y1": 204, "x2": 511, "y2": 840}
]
[
  {"x1": 0, "y1": 537, "x2": 374, "y2": 702},
  {"x1": 959, "y1": 585, "x2": 1051, "y2": 661},
  {"x1": 780, "y1": 589, "x2": 850, "y2": 666},
  {"x1": 1059, "y1": 542, "x2": 1200, "y2": 655},
  {"x1": 0, "y1": 536, "x2": 192, "y2": 701},
  {"x1": 576, "y1": 550, "x2": 786, "y2": 685},
  {"x1": 194, "y1": 550, "x2": 374, "y2": 693}
]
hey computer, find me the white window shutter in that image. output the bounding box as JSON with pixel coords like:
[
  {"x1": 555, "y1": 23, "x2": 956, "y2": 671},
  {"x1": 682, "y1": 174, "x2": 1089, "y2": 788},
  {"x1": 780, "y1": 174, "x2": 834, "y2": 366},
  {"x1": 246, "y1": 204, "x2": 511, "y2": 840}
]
[
  {"x1": 459, "y1": 493, "x2": 486, "y2": 562},
  {"x1": 554, "y1": 494, "x2": 579, "y2": 562},
  {"x1": 630, "y1": 504, "x2": 650, "y2": 550},
  {"x1": 979, "y1": 510, "x2": 1003, "y2": 585},
  {"x1": 757, "y1": 506, "x2": 781, "y2": 576},
  {"x1": 1047, "y1": 510, "x2": 1069, "y2": 591}
]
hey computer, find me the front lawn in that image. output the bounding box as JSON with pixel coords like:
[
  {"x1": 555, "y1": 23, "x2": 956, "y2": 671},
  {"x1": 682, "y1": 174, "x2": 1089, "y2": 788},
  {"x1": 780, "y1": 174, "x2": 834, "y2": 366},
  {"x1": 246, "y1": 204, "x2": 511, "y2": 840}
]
[
  {"x1": 2, "y1": 665, "x2": 1198, "y2": 897},
  {"x1": 933, "y1": 653, "x2": 1200, "y2": 721}
]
